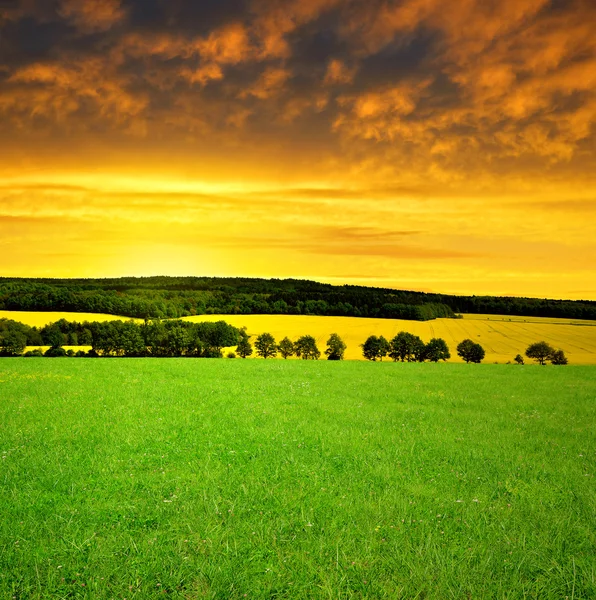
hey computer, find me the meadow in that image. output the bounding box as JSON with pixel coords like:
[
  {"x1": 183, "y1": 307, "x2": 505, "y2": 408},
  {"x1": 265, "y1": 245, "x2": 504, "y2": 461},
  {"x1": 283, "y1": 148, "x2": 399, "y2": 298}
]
[
  {"x1": 0, "y1": 359, "x2": 595, "y2": 599},
  {"x1": 3, "y1": 310, "x2": 596, "y2": 364}
]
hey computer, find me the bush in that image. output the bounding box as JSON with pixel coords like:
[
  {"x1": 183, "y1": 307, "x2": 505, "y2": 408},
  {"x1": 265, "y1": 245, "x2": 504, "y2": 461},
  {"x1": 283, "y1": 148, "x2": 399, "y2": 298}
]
[
  {"x1": 44, "y1": 347, "x2": 67, "y2": 357},
  {"x1": 551, "y1": 349, "x2": 568, "y2": 365},
  {"x1": 227, "y1": 352, "x2": 236, "y2": 359},
  {"x1": 514, "y1": 354, "x2": 524, "y2": 365},
  {"x1": 23, "y1": 349, "x2": 44, "y2": 357}
]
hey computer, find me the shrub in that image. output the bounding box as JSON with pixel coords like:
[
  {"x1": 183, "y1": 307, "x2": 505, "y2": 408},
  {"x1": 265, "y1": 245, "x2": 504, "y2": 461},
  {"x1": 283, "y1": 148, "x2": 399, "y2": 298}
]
[
  {"x1": 44, "y1": 347, "x2": 67, "y2": 357},
  {"x1": 551, "y1": 349, "x2": 568, "y2": 365},
  {"x1": 514, "y1": 354, "x2": 524, "y2": 365},
  {"x1": 23, "y1": 349, "x2": 44, "y2": 357}
]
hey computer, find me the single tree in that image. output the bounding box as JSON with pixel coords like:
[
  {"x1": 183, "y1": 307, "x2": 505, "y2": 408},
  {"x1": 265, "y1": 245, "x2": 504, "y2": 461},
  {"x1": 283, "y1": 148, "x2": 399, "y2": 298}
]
[
  {"x1": 378, "y1": 336, "x2": 390, "y2": 361},
  {"x1": 457, "y1": 339, "x2": 485, "y2": 363},
  {"x1": 236, "y1": 331, "x2": 253, "y2": 358},
  {"x1": 361, "y1": 335, "x2": 382, "y2": 361},
  {"x1": 425, "y1": 338, "x2": 451, "y2": 362},
  {"x1": 255, "y1": 333, "x2": 277, "y2": 359},
  {"x1": 525, "y1": 341, "x2": 555, "y2": 365},
  {"x1": 294, "y1": 335, "x2": 321, "y2": 360},
  {"x1": 278, "y1": 336, "x2": 295, "y2": 359},
  {"x1": 514, "y1": 354, "x2": 525, "y2": 365},
  {"x1": 550, "y1": 349, "x2": 568, "y2": 365},
  {"x1": 325, "y1": 333, "x2": 346, "y2": 360},
  {"x1": 389, "y1": 331, "x2": 422, "y2": 362}
]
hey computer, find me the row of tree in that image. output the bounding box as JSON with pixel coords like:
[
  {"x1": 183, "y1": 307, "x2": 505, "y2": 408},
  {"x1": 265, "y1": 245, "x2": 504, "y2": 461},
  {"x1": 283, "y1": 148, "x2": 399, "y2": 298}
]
[
  {"x1": 0, "y1": 318, "x2": 570, "y2": 364},
  {"x1": 0, "y1": 318, "x2": 241, "y2": 358},
  {"x1": 361, "y1": 333, "x2": 452, "y2": 362},
  {"x1": 235, "y1": 332, "x2": 347, "y2": 360},
  {"x1": 360, "y1": 334, "x2": 569, "y2": 365},
  {"x1": 518, "y1": 342, "x2": 568, "y2": 365},
  {"x1": 0, "y1": 279, "x2": 455, "y2": 321},
  {"x1": 3, "y1": 276, "x2": 594, "y2": 321}
]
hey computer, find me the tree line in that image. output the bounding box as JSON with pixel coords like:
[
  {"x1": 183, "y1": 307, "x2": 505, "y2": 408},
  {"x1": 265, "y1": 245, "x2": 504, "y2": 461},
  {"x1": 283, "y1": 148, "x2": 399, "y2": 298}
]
[
  {"x1": 0, "y1": 318, "x2": 240, "y2": 358},
  {"x1": 2, "y1": 276, "x2": 594, "y2": 321},
  {"x1": 0, "y1": 318, "x2": 570, "y2": 364}
]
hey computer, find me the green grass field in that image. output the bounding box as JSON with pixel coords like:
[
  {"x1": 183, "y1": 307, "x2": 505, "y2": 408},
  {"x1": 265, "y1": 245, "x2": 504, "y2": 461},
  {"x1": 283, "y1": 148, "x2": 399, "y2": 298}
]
[{"x1": 1, "y1": 360, "x2": 595, "y2": 599}]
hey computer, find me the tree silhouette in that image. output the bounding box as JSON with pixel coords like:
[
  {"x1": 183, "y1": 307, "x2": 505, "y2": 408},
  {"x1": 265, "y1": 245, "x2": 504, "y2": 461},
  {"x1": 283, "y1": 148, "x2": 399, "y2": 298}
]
[
  {"x1": 325, "y1": 333, "x2": 346, "y2": 360},
  {"x1": 425, "y1": 338, "x2": 451, "y2": 362},
  {"x1": 278, "y1": 337, "x2": 295, "y2": 359},
  {"x1": 550, "y1": 349, "x2": 568, "y2": 365},
  {"x1": 389, "y1": 331, "x2": 423, "y2": 362},
  {"x1": 526, "y1": 341, "x2": 555, "y2": 365},
  {"x1": 236, "y1": 330, "x2": 253, "y2": 358},
  {"x1": 456, "y1": 339, "x2": 485, "y2": 363},
  {"x1": 255, "y1": 333, "x2": 277, "y2": 359},
  {"x1": 294, "y1": 335, "x2": 320, "y2": 360}
]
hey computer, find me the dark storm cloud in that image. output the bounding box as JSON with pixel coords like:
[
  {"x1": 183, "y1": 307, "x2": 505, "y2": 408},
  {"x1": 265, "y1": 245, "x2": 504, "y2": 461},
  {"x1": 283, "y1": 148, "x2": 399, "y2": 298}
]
[
  {"x1": 1, "y1": 0, "x2": 595, "y2": 180},
  {"x1": 123, "y1": 0, "x2": 251, "y2": 35}
]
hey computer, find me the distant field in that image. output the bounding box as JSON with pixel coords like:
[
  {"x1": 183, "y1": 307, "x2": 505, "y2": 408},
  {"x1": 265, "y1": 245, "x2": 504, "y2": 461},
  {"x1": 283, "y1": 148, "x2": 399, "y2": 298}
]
[
  {"x1": 2, "y1": 310, "x2": 596, "y2": 364},
  {"x1": 0, "y1": 359, "x2": 594, "y2": 599},
  {"x1": 0, "y1": 310, "x2": 140, "y2": 328},
  {"x1": 183, "y1": 314, "x2": 596, "y2": 364}
]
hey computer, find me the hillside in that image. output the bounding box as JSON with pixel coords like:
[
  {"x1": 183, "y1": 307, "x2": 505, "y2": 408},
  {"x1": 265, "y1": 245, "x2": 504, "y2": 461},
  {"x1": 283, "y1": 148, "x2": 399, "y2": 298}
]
[{"x1": 1, "y1": 276, "x2": 595, "y2": 321}]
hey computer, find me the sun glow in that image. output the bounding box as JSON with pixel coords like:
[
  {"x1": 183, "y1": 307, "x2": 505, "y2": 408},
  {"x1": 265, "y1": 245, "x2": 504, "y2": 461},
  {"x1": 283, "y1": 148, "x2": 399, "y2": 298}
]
[{"x1": 1, "y1": 0, "x2": 595, "y2": 297}]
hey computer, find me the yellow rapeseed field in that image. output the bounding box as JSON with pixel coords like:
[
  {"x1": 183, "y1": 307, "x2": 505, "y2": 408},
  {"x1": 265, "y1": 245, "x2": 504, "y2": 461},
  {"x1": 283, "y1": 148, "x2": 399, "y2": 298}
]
[
  {"x1": 183, "y1": 313, "x2": 596, "y2": 364},
  {"x1": 3, "y1": 310, "x2": 595, "y2": 364},
  {"x1": 0, "y1": 311, "x2": 139, "y2": 328}
]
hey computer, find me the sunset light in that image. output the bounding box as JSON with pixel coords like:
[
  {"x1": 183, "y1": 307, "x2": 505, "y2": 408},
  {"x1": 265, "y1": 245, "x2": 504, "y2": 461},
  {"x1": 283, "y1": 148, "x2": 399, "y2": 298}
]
[{"x1": 1, "y1": 0, "x2": 595, "y2": 298}]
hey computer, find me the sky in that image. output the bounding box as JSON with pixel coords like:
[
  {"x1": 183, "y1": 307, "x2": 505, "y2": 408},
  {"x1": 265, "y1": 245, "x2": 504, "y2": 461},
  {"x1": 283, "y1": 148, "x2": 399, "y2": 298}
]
[{"x1": 1, "y1": 0, "x2": 595, "y2": 299}]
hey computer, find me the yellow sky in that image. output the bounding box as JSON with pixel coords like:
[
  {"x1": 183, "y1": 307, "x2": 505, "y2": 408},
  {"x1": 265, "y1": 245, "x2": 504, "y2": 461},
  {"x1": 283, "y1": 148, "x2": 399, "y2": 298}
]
[{"x1": 1, "y1": 0, "x2": 595, "y2": 299}]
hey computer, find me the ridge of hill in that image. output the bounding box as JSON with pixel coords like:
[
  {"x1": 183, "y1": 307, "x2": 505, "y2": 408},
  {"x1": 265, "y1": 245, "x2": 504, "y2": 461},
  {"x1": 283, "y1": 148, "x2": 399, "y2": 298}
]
[{"x1": 0, "y1": 276, "x2": 595, "y2": 321}]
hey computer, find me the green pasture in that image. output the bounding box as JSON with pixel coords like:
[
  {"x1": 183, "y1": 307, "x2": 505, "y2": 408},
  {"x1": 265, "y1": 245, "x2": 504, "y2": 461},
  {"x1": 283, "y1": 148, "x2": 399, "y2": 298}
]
[{"x1": 0, "y1": 360, "x2": 595, "y2": 599}]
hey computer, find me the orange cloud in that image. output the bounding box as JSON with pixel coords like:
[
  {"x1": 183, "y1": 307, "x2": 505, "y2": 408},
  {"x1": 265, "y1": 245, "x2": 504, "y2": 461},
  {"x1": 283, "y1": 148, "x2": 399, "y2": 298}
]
[
  {"x1": 324, "y1": 59, "x2": 356, "y2": 85},
  {"x1": 59, "y1": 0, "x2": 126, "y2": 32},
  {"x1": 3, "y1": 58, "x2": 148, "y2": 130},
  {"x1": 241, "y1": 67, "x2": 291, "y2": 99},
  {"x1": 193, "y1": 23, "x2": 252, "y2": 64}
]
